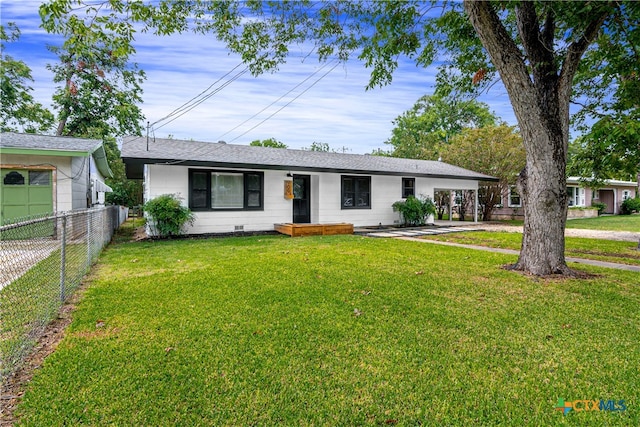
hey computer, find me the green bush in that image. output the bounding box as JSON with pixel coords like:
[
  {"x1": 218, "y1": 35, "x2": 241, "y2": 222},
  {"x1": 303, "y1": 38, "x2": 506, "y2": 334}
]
[
  {"x1": 590, "y1": 202, "x2": 607, "y2": 215},
  {"x1": 392, "y1": 195, "x2": 437, "y2": 226},
  {"x1": 620, "y1": 197, "x2": 640, "y2": 215},
  {"x1": 143, "y1": 194, "x2": 195, "y2": 237}
]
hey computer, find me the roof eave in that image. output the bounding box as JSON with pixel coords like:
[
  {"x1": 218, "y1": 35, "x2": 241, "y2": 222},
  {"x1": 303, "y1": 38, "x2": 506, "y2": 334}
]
[{"x1": 122, "y1": 157, "x2": 498, "y2": 182}]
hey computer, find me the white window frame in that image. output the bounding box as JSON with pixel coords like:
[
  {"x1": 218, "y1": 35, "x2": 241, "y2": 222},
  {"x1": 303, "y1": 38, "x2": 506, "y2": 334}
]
[
  {"x1": 567, "y1": 186, "x2": 585, "y2": 207},
  {"x1": 508, "y1": 186, "x2": 521, "y2": 207}
]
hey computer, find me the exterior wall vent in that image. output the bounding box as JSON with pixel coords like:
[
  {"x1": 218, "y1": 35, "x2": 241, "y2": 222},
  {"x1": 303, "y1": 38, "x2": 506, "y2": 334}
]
[{"x1": 234, "y1": 225, "x2": 244, "y2": 231}]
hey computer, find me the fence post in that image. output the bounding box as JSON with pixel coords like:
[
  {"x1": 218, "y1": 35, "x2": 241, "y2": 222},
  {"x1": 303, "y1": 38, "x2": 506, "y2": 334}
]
[
  {"x1": 59, "y1": 214, "x2": 67, "y2": 302},
  {"x1": 87, "y1": 209, "x2": 92, "y2": 268}
]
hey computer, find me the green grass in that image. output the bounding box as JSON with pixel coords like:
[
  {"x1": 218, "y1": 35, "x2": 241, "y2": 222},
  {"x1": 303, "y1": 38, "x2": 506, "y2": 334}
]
[
  {"x1": 1, "y1": 244, "x2": 90, "y2": 379},
  {"x1": 422, "y1": 231, "x2": 640, "y2": 266},
  {"x1": 16, "y1": 235, "x2": 640, "y2": 425},
  {"x1": 565, "y1": 214, "x2": 640, "y2": 232},
  {"x1": 489, "y1": 214, "x2": 640, "y2": 232}
]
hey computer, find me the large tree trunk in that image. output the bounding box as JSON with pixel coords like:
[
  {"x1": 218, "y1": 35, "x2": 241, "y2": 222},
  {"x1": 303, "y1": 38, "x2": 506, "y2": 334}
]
[
  {"x1": 514, "y1": 112, "x2": 570, "y2": 275},
  {"x1": 463, "y1": 1, "x2": 608, "y2": 275}
]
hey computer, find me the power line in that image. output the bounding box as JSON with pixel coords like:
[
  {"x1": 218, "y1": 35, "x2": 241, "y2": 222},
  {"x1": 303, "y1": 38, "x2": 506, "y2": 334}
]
[
  {"x1": 228, "y1": 60, "x2": 341, "y2": 143},
  {"x1": 151, "y1": 67, "x2": 250, "y2": 132},
  {"x1": 150, "y1": 62, "x2": 247, "y2": 127},
  {"x1": 217, "y1": 59, "x2": 338, "y2": 141}
]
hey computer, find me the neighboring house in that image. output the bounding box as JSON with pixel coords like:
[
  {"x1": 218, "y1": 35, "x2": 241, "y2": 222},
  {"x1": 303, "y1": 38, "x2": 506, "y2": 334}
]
[
  {"x1": 1, "y1": 132, "x2": 113, "y2": 224},
  {"x1": 121, "y1": 136, "x2": 497, "y2": 235},
  {"x1": 566, "y1": 177, "x2": 638, "y2": 214},
  {"x1": 492, "y1": 176, "x2": 638, "y2": 219}
]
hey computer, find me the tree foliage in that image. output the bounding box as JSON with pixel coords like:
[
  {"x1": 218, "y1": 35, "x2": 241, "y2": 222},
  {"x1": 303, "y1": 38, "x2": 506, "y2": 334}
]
[
  {"x1": 38, "y1": 0, "x2": 639, "y2": 275},
  {"x1": 40, "y1": 2, "x2": 148, "y2": 207},
  {"x1": 303, "y1": 141, "x2": 333, "y2": 152},
  {"x1": 386, "y1": 93, "x2": 497, "y2": 160},
  {"x1": 41, "y1": 7, "x2": 146, "y2": 138},
  {"x1": 568, "y1": 116, "x2": 640, "y2": 185},
  {"x1": 441, "y1": 125, "x2": 526, "y2": 221},
  {"x1": 0, "y1": 24, "x2": 55, "y2": 133},
  {"x1": 249, "y1": 138, "x2": 288, "y2": 148}
]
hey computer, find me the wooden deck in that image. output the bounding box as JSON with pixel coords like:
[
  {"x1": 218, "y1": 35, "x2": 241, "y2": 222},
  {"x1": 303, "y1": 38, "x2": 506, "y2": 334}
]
[{"x1": 274, "y1": 223, "x2": 354, "y2": 237}]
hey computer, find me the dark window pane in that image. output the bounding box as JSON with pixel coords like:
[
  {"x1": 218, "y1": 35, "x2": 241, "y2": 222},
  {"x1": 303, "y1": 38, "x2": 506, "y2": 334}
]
[
  {"x1": 246, "y1": 173, "x2": 261, "y2": 191},
  {"x1": 342, "y1": 176, "x2": 370, "y2": 209},
  {"x1": 191, "y1": 171, "x2": 209, "y2": 208},
  {"x1": 247, "y1": 191, "x2": 261, "y2": 207},
  {"x1": 4, "y1": 171, "x2": 25, "y2": 185},
  {"x1": 192, "y1": 190, "x2": 207, "y2": 208},
  {"x1": 402, "y1": 178, "x2": 415, "y2": 198},
  {"x1": 193, "y1": 172, "x2": 207, "y2": 190}
]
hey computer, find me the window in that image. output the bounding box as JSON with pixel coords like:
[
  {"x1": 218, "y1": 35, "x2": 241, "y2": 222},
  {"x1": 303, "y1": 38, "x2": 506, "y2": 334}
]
[
  {"x1": 508, "y1": 186, "x2": 521, "y2": 207},
  {"x1": 402, "y1": 177, "x2": 415, "y2": 198},
  {"x1": 3, "y1": 171, "x2": 25, "y2": 185},
  {"x1": 567, "y1": 186, "x2": 585, "y2": 207},
  {"x1": 212, "y1": 173, "x2": 244, "y2": 208},
  {"x1": 29, "y1": 171, "x2": 50, "y2": 186},
  {"x1": 189, "y1": 169, "x2": 263, "y2": 211},
  {"x1": 622, "y1": 190, "x2": 631, "y2": 201},
  {"x1": 341, "y1": 176, "x2": 371, "y2": 209}
]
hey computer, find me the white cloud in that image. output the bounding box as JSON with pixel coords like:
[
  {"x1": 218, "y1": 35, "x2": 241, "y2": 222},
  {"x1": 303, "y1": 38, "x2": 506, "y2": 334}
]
[{"x1": 2, "y1": 1, "x2": 518, "y2": 154}]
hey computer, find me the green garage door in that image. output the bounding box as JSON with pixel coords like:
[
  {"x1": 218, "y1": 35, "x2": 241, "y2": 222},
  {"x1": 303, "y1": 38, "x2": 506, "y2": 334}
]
[{"x1": 1, "y1": 169, "x2": 53, "y2": 225}]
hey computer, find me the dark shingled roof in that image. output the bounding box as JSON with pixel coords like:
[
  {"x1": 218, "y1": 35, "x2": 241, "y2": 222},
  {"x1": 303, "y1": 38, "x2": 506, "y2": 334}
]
[{"x1": 121, "y1": 135, "x2": 498, "y2": 182}]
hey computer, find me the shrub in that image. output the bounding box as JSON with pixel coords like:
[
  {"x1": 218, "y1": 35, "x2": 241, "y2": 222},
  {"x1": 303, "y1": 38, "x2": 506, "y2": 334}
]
[
  {"x1": 620, "y1": 197, "x2": 640, "y2": 215},
  {"x1": 392, "y1": 195, "x2": 437, "y2": 226},
  {"x1": 143, "y1": 194, "x2": 195, "y2": 237},
  {"x1": 590, "y1": 202, "x2": 607, "y2": 216}
]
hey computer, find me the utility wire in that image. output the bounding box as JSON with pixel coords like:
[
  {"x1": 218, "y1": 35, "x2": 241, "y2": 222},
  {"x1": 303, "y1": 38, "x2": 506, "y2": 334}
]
[
  {"x1": 229, "y1": 60, "x2": 341, "y2": 143},
  {"x1": 217, "y1": 58, "x2": 338, "y2": 141},
  {"x1": 152, "y1": 67, "x2": 250, "y2": 132},
  {"x1": 150, "y1": 62, "x2": 247, "y2": 128}
]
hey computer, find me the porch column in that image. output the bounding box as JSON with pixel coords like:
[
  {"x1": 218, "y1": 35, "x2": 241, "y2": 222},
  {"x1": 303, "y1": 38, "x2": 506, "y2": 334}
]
[{"x1": 474, "y1": 189, "x2": 478, "y2": 223}]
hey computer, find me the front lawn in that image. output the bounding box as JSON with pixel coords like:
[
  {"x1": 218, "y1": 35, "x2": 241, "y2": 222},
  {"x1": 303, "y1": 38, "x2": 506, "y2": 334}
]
[
  {"x1": 16, "y1": 235, "x2": 639, "y2": 425},
  {"x1": 422, "y1": 231, "x2": 640, "y2": 266},
  {"x1": 565, "y1": 214, "x2": 640, "y2": 232},
  {"x1": 489, "y1": 214, "x2": 640, "y2": 232}
]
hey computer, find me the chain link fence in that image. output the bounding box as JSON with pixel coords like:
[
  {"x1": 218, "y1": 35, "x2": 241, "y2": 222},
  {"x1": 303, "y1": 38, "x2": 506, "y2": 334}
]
[{"x1": 0, "y1": 206, "x2": 125, "y2": 383}]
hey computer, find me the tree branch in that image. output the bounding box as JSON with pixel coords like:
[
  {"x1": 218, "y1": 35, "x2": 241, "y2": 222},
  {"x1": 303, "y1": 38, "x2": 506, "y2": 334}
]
[
  {"x1": 559, "y1": 8, "x2": 611, "y2": 100},
  {"x1": 463, "y1": 1, "x2": 533, "y2": 118},
  {"x1": 515, "y1": 1, "x2": 555, "y2": 82}
]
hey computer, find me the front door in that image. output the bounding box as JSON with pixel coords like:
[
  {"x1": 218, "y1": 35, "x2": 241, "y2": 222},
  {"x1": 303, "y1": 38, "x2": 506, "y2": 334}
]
[{"x1": 292, "y1": 175, "x2": 311, "y2": 223}]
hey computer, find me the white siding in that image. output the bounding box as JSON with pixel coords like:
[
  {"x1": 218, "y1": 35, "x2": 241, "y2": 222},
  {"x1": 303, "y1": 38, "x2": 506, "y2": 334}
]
[
  {"x1": 145, "y1": 164, "x2": 480, "y2": 234},
  {"x1": 71, "y1": 157, "x2": 90, "y2": 209}
]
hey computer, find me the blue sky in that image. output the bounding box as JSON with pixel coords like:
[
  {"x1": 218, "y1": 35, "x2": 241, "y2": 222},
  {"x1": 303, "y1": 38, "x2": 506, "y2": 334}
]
[{"x1": 1, "y1": 1, "x2": 518, "y2": 154}]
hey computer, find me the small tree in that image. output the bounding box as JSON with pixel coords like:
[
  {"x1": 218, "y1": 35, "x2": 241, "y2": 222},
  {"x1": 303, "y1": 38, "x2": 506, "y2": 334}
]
[
  {"x1": 434, "y1": 190, "x2": 450, "y2": 220},
  {"x1": 392, "y1": 195, "x2": 436, "y2": 226},
  {"x1": 441, "y1": 125, "x2": 525, "y2": 221},
  {"x1": 143, "y1": 194, "x2": 194, "y2": 237}
]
